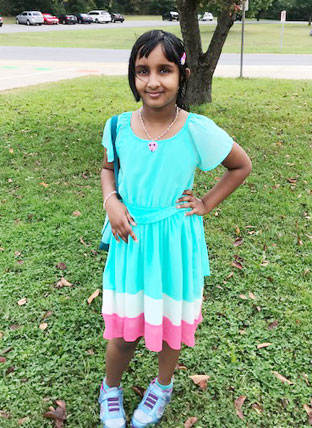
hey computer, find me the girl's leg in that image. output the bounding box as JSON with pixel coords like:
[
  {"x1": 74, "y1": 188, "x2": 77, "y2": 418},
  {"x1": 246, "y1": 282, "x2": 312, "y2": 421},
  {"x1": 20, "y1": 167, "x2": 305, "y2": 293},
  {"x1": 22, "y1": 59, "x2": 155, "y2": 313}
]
[
  {"x1": 105, "y1": 337, "x2": 141, "y2": 387},
  {"x1": 157, "y1": 340, "x2": 180, "y2": 385}
]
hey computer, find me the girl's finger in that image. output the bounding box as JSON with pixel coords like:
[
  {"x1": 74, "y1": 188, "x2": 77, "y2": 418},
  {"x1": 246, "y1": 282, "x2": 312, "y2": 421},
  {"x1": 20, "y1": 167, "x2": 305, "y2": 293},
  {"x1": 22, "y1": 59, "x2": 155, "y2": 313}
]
[
  {"x1": 176, "y1": 196, "x2": 192, "y2": 203},
  {"x1": 126, "y1": 212, "x2": 137, "y2": 226},
  {"x1": 129, "y1": 229, "x2": 139, "y2": 243},
  {"x1": 185, "y1": 208, "x2": 197, "y2": 216},
  {"x1": 112, "y1": 229, "x2": 120, "y2": 243}
]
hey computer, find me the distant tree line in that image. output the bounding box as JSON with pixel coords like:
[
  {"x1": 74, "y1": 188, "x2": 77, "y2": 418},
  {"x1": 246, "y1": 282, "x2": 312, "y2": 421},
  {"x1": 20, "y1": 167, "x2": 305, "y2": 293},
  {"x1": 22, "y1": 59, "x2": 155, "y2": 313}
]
[
  {"x1": 0, "y1": 0, "x2": 310, "y2": 23},
  {"x1": 0, "y1": 0, "x2": 176, "y2": 15}
]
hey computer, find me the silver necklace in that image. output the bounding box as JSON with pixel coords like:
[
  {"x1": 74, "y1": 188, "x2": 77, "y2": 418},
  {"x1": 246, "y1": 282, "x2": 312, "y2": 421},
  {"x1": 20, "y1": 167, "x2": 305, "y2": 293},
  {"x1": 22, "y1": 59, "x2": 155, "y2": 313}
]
[{"x1": 139, "y1": 106, "x2": 180, "y2": 152}]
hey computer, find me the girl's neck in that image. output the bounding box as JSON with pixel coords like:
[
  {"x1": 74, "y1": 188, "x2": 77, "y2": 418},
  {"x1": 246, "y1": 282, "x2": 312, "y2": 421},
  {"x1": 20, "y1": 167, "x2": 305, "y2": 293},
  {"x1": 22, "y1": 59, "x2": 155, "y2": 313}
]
[{"x1": 141, "y1": 102, "x2": 177, "y2": 124}]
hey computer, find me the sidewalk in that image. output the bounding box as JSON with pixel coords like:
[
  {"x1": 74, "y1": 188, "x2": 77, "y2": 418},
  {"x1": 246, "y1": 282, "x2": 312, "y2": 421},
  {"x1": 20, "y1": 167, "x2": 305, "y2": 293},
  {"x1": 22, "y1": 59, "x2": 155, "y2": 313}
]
[{"x1": 0, "y1": 59, "x2": 311, "y2": 91}]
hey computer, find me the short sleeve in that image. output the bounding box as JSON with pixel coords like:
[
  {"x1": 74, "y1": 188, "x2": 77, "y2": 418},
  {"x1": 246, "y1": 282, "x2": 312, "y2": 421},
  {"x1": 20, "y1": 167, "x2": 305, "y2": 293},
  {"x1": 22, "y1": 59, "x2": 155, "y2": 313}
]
[
  {"x1": 101, "y1": 117, "x2": 114, "y2": 162},
  {"x1": 188, "y1": 114, "x2": 233, "y2": 171}
]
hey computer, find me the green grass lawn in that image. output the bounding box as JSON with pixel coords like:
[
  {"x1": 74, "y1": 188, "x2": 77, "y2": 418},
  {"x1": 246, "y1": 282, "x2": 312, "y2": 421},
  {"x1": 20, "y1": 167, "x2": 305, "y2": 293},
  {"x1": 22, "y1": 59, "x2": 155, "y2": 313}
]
[
  {"x1": 0, "y1": 76, "x2": 312, "y2": 428},
  {"x1": 0, "y1": 22, "x2": 311, "y2": 53}
]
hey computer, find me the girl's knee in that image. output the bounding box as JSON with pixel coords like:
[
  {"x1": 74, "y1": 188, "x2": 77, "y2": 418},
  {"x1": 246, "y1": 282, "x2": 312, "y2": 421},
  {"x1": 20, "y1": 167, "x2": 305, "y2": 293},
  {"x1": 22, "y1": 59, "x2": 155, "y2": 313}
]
[{"x1": 111, "y1": 337, "x2": 141, "y2": 352}]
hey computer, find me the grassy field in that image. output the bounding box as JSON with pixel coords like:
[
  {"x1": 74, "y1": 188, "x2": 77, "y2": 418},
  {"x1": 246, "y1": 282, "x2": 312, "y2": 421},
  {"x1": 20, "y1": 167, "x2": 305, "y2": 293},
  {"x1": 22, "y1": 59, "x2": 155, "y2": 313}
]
[
  {"x1": 0, "y1": 22, "x2": 311, "y2": 53},
  {"x1": 0, "y1": 76, "x2": 312, "y2": 428}
]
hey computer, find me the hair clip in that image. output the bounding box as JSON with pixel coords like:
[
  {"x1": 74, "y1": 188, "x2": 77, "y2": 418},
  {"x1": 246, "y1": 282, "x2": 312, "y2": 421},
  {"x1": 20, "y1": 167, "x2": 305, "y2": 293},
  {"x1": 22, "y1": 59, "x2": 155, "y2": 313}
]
[{"x1": 180, "y1": 52, "x2": 186, "y2": 66}]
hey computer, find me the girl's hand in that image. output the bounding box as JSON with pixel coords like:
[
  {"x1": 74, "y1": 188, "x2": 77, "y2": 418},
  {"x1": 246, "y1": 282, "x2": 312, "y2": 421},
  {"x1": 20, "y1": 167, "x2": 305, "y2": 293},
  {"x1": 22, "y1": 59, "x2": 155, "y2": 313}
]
[
  {"x1": 176, "y1": 189, "x2": 206, "y2": 217},
  {"x1": 105, "y1": 197, "x2": 138, "y2": 244}
]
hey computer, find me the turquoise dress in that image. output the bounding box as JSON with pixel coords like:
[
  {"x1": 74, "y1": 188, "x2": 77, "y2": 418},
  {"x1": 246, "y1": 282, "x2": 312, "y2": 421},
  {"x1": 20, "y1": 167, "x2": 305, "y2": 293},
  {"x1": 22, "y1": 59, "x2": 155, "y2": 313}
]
[{"x1": 101, "y1": 112, "x2": 233, "y2": 352}]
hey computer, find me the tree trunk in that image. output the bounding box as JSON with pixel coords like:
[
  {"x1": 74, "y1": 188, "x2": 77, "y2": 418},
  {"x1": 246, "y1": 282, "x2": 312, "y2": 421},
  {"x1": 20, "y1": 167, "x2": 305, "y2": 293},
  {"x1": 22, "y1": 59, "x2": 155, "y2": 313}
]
[
  {"x1": 309, "y1": 13, "x2": 311, "y2": 26},
  {"x1": 177, "y1": 0, "x2": 235, "y2": 106}
]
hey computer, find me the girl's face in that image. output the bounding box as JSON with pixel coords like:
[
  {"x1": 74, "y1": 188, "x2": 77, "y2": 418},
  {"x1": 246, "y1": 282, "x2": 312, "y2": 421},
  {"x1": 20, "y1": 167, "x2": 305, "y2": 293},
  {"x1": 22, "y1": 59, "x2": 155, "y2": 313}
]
[{"x1": 134, "y1": 44, "x2": 180, "y2": 109}]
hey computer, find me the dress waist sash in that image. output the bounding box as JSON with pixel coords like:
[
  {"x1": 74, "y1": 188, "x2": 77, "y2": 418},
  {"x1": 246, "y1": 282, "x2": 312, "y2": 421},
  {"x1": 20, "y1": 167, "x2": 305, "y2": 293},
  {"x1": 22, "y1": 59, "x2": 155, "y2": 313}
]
[{"x1": 124, "y1": 201, "x2": 190, "y2": 225}]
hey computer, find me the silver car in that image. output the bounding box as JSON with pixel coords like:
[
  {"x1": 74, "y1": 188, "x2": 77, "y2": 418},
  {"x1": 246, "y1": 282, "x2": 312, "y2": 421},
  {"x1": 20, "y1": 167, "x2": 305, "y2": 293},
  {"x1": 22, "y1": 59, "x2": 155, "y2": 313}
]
[
  {"x1": 16, "y1": 11, "x2": 44, "y2": 26},
  {"x1": 87, "y1": 10, "x2": 112, "y2": 23}
]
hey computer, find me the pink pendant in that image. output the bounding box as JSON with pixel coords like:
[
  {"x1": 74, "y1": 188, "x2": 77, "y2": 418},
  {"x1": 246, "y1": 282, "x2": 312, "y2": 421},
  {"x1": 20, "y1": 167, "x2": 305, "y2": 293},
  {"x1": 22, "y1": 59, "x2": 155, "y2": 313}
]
[{"x1": 148, "y1": 142, "x2": 158, "y2": 152}]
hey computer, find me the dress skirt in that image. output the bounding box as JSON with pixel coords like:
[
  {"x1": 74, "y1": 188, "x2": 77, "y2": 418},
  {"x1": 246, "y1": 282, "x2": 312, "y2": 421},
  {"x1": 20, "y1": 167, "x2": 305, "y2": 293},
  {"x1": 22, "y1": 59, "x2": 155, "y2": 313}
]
[{"x1": 102, "y1": 203, "x2": 210, "y2": 352}]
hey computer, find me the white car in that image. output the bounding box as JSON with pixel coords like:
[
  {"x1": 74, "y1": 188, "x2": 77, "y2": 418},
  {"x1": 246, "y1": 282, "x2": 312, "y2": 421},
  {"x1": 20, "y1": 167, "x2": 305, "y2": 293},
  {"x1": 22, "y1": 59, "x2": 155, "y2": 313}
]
[
  {"x1": 87, "y1": 10, "x2": 112, "y2": 23},
  {"x1": 16, "y1": 11, "x2": 44, "y2": 25},
  {"x1": 199, "y1": 12, "x2": 214, "y2": 21}
]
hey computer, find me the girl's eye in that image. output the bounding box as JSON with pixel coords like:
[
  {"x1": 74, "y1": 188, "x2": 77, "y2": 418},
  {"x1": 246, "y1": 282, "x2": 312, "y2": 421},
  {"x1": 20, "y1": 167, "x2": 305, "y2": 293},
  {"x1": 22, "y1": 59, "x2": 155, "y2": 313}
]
[
  {"x1": 136, "y1": 69, "x2": 148, "y2": 75},
  {"x1": 160, "y1": 68, "x2": 170, "y2": 73}
]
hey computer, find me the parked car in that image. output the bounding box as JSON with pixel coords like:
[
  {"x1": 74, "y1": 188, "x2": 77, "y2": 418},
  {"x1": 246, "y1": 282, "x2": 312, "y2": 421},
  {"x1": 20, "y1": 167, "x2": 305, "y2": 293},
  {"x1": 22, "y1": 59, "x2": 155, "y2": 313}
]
[
  {"x1": 16, "y1": 11, "x2": 44, "y2": 25},
  {"x1": 110, "y1": 12, "x2": 124, "y2": 23},
  {"x1": 58, "y1": 14, "x2": 77, "y2": 24},
  {"x1": 201, "y1": 12, "x2": 214, "y2": 21},
  {"x1": 0, "y1": 16, "x2": 3, "y2": 27},
  {"x1": 162, "y1": 11, "x2": 179, "y2": 21},
  {"x1": 76, "y1": 13, "x2": 93, "y2": 24},
  {"x1": 42, "y1": 13, "x2": 59, "y2": 24},
  {"x1": 87, "y1": 10, "x2": 112, "y2": 23}
]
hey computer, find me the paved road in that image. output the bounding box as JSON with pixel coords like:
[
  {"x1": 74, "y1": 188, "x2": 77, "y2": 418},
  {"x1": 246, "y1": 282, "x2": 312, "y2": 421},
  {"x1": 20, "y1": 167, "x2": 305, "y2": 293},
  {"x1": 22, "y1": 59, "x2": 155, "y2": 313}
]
[
  {"x1": 1, "y1": 46, "x2": 312, "y2": 66},
  {"x1": 0, "y1": 19, "x2": 309, "y2": 34}
]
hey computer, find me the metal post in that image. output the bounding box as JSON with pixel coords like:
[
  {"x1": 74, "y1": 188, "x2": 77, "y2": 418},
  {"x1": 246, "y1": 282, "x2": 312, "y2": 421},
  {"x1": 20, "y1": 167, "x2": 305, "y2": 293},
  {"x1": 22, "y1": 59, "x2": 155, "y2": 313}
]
[{"x1": 240, "y1": 1, "x2": 246, "y2": 78}]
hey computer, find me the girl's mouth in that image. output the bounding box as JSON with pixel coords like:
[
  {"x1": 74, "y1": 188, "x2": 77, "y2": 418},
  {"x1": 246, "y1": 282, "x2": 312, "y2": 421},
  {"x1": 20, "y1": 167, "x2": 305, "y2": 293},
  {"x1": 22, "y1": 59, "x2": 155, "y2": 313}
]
[{"x1": 146, "y1": 92, "x2": 163, "y2": 98}]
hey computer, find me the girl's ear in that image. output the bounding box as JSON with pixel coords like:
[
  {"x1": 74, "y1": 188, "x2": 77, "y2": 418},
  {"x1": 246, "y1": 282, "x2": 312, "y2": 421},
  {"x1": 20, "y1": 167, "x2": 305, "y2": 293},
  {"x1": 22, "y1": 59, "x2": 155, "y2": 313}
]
[{"x1": 185, "y1": 68, "x2": 191, "y2": 80}]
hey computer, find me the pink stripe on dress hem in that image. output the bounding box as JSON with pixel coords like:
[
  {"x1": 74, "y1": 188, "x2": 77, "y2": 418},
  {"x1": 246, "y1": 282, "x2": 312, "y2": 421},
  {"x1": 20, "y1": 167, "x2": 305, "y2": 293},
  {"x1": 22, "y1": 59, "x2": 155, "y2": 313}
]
[{"x1": 102, "y1": 312, "x2": 203, "y2": 352}]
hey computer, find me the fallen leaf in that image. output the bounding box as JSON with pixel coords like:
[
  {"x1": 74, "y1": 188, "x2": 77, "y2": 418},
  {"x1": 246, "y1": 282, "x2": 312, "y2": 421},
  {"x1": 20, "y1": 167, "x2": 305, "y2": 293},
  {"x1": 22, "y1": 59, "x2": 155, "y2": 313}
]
[
  {"x1": 234, "y1": 395, "x2": 246, "y2": 419},
  {"x1": 132, "y1": 385, "x2": 145, "y2": 397},
  {"x1": 0, "y1": 332, "x2": 3, "y2": 338},
  {"x1": 176, "y1": 362, "x2": 187, "y2": 370},
  {"x1": 260, "y1": 260, "x2": 270, "y2": 266},
  {"x1": 287, "y1": 178, "x2": 297, "y2": 183},
  {"x1": 18, "y1": 298, "x2": 27, "y2": 306},
  {"x1": 0, "y1": 410, "x2": 10, "y2": 418},
  {"x1": 43, "y1": 400, "x2": 67, "y2": 428},
  {"x1": 268, "y1": 320, "x2": 278, "y2": 329},
  {"x1": 232, "y1": 261, "x2": 243, "y2": 270},
  {"x1": 79, "y1": 237, "x2": 88, "y2": 246},
  {"x1": 56, "y1": 262, "x2": 67, "y2": 270},
  {"x1": 8, "y1": 178, "x2": 13, "y2": 183},
  {"x1": 297, "y1": 237, "x2": 303, "y2": 246},
  {"x1": 39, "y1": 323, "x2": 48, "y2": 331},
  {"x1": 303, "y1": 373, "x2": 310, "y2": 386},
  {"x1": 55, "y1": 277, "x2": 72, "y2": 288},
  {"x1": 72, "y1": 211, "x2": 81, "y2": 217},
  {"x1": 17, "y1": 260, "x2": 24, "y2": 265},
  {"x1": 10, "y1": 324, "x2": 20, "y2": 330},
  {"x1": 39, "y1": 182, "x2": 49, "y2": 188},
  {"x1": 6, "y1": 366, "x2": 15, "y2": 375},
  {"x1": 184, "y1": 416, "x2": 198, "y2": 428},
  {"x1": 303, "y1": 403, "x2": 312, "y2": 425},
  {"x1": 86, "y1": 349, "x2": 94, "y2": 355},
  {"x1": 1, "y1": 346, "x2": 13, "y2": 355},
  {"x1": 252, "y1": 403, "x2": 263, "y2": 414},
  {"x1": 249, "y1": 292, "x2": 256, "y2": 300},
  {"x1": 189, "y1": 374, "x2": 210, "y2": 390},
  {"x1": 234, "y1": 237, "x2": 243, "y2": 247},
  {"x1": 257, "y1": 342, "x2": 272, "y2": 349},
  {"x1": 235, "y1": 226, "x2": 240, "y2": 235},
  {"x1": 239, "y1": 329, "x2": 246, "y2": 335},
  {"x1": 87, "y1": 289, "x2": 100, "y2": 304},
  {"x1": 239, "y1": 294, "x2": 247, "y2": 300},
  {"x1": 273, "y1": 371, "x2": 293, "y2": 385},
  {"x1": 0, "y1": 247, "x2": 4, "y2": 251},
  {"x1": 9, "y1": 148, "x2": 14, "y2": 154},
  {"x1": 14, "y1": 251, "x2": 21, "y2": 257},
  {"x1": 42, "y1": 311, "x2": 53, "y2": 320},
  {"x1": 227, "y1": 272, "x2": 234, "y2": 279},
  {"x1": 18, "y1": 417, "x2": 30, "y2": 425},
  {"x1": 0, "y1": 357, "x2": 6, "y2": 363}
]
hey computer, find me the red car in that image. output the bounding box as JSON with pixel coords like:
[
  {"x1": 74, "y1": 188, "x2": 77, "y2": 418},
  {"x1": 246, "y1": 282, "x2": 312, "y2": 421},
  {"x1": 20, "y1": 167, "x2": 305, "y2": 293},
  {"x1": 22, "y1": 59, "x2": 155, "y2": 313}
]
[{"x1": 42, "y1": 13, "x2": 59, "y2": 24}]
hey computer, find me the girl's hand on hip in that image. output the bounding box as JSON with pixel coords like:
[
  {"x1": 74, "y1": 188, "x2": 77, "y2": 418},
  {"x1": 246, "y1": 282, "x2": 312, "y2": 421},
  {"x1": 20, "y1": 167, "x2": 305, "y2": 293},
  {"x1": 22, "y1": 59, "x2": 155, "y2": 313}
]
[
  {"x1": 176, "y1": 189, "x2": 206, "y2": 217},
  {"x1": 105, "y1": 198, "x2": 138, "y2": 244}
]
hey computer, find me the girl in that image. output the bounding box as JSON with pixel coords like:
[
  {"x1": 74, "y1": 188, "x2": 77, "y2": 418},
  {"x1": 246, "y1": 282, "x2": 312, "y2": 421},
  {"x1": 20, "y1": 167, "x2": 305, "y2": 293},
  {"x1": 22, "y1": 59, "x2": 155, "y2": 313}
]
[{"x1": 99, "y1": 30, "x2": 252, "y2": 428}]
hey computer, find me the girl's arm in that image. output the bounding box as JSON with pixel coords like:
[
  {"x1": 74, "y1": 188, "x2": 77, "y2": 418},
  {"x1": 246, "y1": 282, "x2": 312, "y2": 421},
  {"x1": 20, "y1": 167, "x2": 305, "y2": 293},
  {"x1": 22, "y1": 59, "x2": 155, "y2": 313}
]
[
  {"x1": 101, "y1": 151, "x2": 138, "y2": 243},
  {"x1": 176, "y1": 142, "x2": 252, "y2": 216}
]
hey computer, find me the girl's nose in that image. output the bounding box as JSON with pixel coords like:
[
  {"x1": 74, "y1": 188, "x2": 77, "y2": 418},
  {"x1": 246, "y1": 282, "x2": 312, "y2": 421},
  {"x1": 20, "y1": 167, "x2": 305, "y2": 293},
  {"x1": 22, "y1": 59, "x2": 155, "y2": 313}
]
[{"x1": 147, "y1": 72, "x2": 160, "y2": 88}]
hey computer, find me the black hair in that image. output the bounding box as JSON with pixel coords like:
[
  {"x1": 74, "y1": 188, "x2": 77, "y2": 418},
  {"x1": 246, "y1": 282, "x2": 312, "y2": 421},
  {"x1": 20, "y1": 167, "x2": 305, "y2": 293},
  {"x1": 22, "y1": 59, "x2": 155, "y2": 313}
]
[{"x1": 128, "y1": 30, "x2": 189, "y2": 110}]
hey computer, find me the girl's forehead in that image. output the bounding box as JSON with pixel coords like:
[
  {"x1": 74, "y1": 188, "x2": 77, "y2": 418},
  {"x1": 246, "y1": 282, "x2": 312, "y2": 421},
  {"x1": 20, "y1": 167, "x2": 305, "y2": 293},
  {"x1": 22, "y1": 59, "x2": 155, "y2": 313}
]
[{"x1": 135, "y1": 44, "x2": 173, "y2": 66}]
